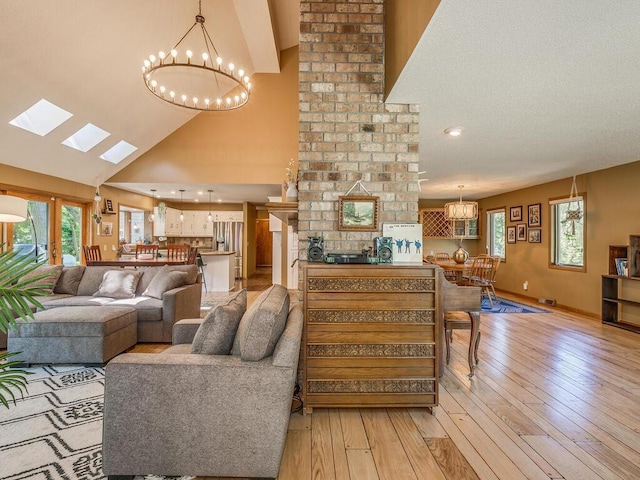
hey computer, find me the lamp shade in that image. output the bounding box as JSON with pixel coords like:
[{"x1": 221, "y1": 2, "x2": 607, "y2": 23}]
[
  {"x1": 444, "y1": 201, "x2": 478, "y2": 221},
  {"x1": 0, "y1": 195, "x2": 28, "y2": 222}
]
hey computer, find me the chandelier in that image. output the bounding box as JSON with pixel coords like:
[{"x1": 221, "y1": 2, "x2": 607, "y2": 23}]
[
  {"x1": 142, "y1": 0, "x2": 251, "y2": 111},
  {"x1": 444, "y1": 185, "x2": 478, "y2": 221}
]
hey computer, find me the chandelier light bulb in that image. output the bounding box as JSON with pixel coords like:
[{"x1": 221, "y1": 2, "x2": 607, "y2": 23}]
[
  {"x1": 216, "y1": 98, "x2": 222, "y2": 107},
  {"x1": 204, "y1": 98, "x2": 210, "y2": 106},
  {"x1": 202, "y1": 52, "x2": 209, "y2": 62},
  {"x1": 226, "y1": 97, "x2": 231, "y2": 106},
  {"x1": 159, "y1": 51, "x2": 166, "y2": 60},
  {"x1": 241, "y1": 92, "x2": 247, "y2": 100},
  {"x1": 171, "y1": 49, "x2": 177, "y2": 58},
  {"x1": 181, "y1": 94, "x2": 187, "y2": 102},
  {"x1": 151, "y1": 80, "x2": 157, "y2": 88},
  {"x1": 144, "y1": 59, "x2": 150, "y2": 68},
  {"x1": 238, "y1": 69, "x2": 244, "y2": 77},
  {"x1": 141, "y1": 66, "x2": 146, "y2": 73},
  {"x1": 160, "y1": 86, "x2": 165, "y2": 93},
  {"x1": 149, "y1": 54, "x2": 156, "y2": 63},
  {"x1": 234, "y1": 95, "x2": 239, "y2": 104},
  {"x1": 216, "y1": 56, "x2": 223, "y2": 66},
  {"x1": 169, "y1": 91, "x2": 175, "y2": 99},
  {"x1": 228, "y1": 63, "x2": 234, "y2": 71},
  {"x1": 186, "y1": 50, "x2": 193, "y2": 60},
  {"x1": 193, "y1": 97, "x2": 198, "y2": 105}
]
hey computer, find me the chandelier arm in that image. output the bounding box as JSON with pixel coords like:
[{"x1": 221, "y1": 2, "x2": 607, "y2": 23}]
[
  {"x1": 172, "y1": 21, "x2": 200, "y2": 50},
  {"x1": 202, "y1": 24, "x2": 221, "y2": 59}
]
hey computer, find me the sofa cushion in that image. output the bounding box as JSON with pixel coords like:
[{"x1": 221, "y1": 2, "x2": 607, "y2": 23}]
[
  {"x1": 191, "y1": 289, "x2": 247, "y2": 355},
  {"x1": 39, "y1": 296, "x2": 100, "y2": 308},
  {"x1": 93, "y1": 270, "x2": 142, "y2": 299},
  {"x1": 54, "y1": 265, "x2": 86, "y2": 295},
  {"x1": 135, "y1": 264, "x2": 198, "y2": 295},
  {"x1": 77, "y1": 267, "x2": 120, "y2": 296},
  {"x1": 11, "y1": 306, "x2": 137, "y2": 338},
  {"x1": 141, "y1": 265, "x2": 188, "y2": 299},
  {"x1": 124, "y1": 298, "x2": 163, "y2": 322},
  {"x1": 20, "y1": 264, "x2": 63, "y2": 295},
  {"x1": 231, "y1": 284, "x2": 289, "y2": 361}
]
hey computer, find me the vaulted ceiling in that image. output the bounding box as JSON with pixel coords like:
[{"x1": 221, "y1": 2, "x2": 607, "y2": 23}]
[{"x1": 2, "y1": 1, "x2": 640, "y2": 203}]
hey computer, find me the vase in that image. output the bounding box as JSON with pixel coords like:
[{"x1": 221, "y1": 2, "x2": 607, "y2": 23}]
[
  {"x1": 286, "y1": 182, "x2": 298, "y2": 201},
  {"x1": 453, "y1": 246, "x2": 469, "y2": 264}
]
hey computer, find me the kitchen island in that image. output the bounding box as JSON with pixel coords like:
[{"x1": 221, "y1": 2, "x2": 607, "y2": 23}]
[{"x1": 200, "y1": 251, "x2": 236, "y2": 291}]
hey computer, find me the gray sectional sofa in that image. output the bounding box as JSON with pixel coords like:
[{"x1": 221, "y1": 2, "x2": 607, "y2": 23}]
[
  {"x1": 3, "y1": 264, "x2": 203, "y2": 358},
  {"x1": 103, "y1": 284, "x2": 302, "y2": 479}
]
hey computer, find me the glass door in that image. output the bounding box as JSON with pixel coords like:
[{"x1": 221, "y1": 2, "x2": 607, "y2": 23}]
[
  {"x1": 12, "y1": 198, "x2": 53, "y2": 262},
  {"x1": 61, "y1": 202, "x2": 83, "y2": 265}
]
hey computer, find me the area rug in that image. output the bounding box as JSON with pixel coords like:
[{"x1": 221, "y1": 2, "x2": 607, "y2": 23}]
[
  {"x1": 481, "y1": 297, "x2": 549, "y2": 313},
  {"x1": 0, "y1": 365, "x2": 195, "y2": 480}
]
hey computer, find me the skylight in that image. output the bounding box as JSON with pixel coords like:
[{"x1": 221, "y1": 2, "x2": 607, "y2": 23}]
[
  {"x1": 99, "y1": 141, "x2": 137, "y2": 164},
  {"x1": 62, "y1": 123, "x2": 110, "y2": 152},
  {"x1": 8, "y1": 99, "x2": 73, "y2": 136}
]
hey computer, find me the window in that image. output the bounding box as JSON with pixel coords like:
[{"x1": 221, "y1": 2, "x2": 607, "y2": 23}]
[
  {"x1": 550, "y1": 195, "x2": 585, "y2": 270},
  {"x1": 487, "y1": 208, "x2": 506, "y2": 259}
]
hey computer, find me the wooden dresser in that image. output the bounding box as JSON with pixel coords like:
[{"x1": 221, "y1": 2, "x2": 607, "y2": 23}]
[{"x1": 302, "y1": 262, "x2": 441, "y2": 413}]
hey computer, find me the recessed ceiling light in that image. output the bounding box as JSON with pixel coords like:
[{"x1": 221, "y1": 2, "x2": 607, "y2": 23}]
[
  {"x1": 444, "y1": 127, "x2": 463, "y2": 137},
  {"x1": 9, "y1": 99, "x2": 73, "y2": 136},
  {"x1": 197, "y1": 191, "x2": 203, "y2": 195},
  {"x1": 194, "y1": 199, "x2": 199, "y2": 202},
  {"x1": 62, "y1": 123, "x2": 110, "y2": 152},
  {"x1": 170, "y1": 191, "x2": 176, "y2": 195},
  {"x1": 99, "y1": 140, "x2": 137, "y2": 164}
]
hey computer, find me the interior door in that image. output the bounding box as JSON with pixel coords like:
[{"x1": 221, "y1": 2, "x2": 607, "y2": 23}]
[{"x1": 255, "y1": 219, "x2": 272, "y2": 266}]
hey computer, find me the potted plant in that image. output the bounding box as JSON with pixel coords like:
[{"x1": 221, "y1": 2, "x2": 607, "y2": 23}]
[{"x1": 0, "y1": 246, "x2": 51, "y2": 408}]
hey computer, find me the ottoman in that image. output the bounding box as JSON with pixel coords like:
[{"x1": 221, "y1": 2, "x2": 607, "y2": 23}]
[{"x1": 8, "y1": 306, "x2": 137, "y2": 365}]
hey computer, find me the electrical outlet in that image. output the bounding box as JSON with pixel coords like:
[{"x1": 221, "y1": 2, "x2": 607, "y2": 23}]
[
  {"x1": 112, "y1": 245, "x2": 116, "y2": 251},
  {"x1": 103, "y1": 244, "x2": 107, "y2": 251},
  {"x1": 523, "y1": 281, "x2": 528, "y2": 291}
]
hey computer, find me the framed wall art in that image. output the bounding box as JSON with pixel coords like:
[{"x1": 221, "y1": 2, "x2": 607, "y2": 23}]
[
  {"x1": 101, "y1": 221, "x2": 113, "y2": 237},
  {"x1": 507, "y1": 226, "x2": 516, "y2": 244},
  {"x1": 528, "y1": 228, "x2": 541, "y2": 243},
  {"x1": 528, "y1": 203, "x2": 541, "y2": 227},
  {"x1": 338, "y1": 195, "x2": 379, "y2": 231},
  {"x1": 516, "y1": 223, "x2": 527, "y2": 241},
  {"x1": 510, "y1": 206, "x2": 522, "y2": 222}
]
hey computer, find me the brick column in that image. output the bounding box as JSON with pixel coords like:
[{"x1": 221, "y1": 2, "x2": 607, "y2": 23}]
[{"x1": 298, "y1": 0, "x2": 420, "y2": 257}]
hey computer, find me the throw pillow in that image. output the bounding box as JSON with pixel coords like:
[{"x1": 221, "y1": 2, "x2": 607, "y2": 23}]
[
  {"x1": 232, "y1": 284, "x2": 290, "y2": 361},
  {"x1": 93, "y1": 270, "x2": 142, "y2": 299},
  {"x1": 141, "y1": 265, "x2": 188, "y2": 299},
  {"x1": 54, "y1": 265, "x2": 86, "y2": 295},
  {"x1": 20, "y1": 264, "x2": 63, "y2": 295},
  {"x1": 191, "y1": 289, "x2": 247, "y2": 355}
]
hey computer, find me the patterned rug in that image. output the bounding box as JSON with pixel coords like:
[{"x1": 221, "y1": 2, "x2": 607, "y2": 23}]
[
  {"x1": 482, "y1": 297, "x2": 549, "y2": 313},
  {"x1": 0, "y1": 365, "x2": 195, "y2": 480}
]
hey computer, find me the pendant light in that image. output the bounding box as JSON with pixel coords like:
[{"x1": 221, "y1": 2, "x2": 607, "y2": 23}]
[
  {"x1": 148, "y1": 189, "x2": 156, "y2": 223},
  {"x1": 179, "y1": 190, "x2": 185, "y2": 222},
  {"x1": 207, "y1": 189, "x2": 213, "y2": 222}
]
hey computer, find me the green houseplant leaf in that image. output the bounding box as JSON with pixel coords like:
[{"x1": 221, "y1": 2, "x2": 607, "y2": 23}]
[{"x1": 0, "y1": 245, "x2": 52, "y2": 407}]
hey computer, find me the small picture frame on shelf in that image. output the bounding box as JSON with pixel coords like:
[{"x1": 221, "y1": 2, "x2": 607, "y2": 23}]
[
  {"x1": 516, "y1": 223, "x2": 527, "y2": 241},
  {"x1": 615, "y1": 257, "x2": 628, "y2": 276},
  {"x1": 510, "y1": 205, "x2": 522, "y2": 222},
  {"x1": 104, "y1": 198, "x2": 115, "y2": 214}
]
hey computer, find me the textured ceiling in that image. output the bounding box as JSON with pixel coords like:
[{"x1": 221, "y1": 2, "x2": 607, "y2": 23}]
[{"x1": 387, "y1": 0, "x2": 640, "y2": 200}]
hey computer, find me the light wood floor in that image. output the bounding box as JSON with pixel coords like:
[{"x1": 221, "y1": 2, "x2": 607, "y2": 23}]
[{"x1": 134, "y1": 288, "x2": 640, "y2": 480}]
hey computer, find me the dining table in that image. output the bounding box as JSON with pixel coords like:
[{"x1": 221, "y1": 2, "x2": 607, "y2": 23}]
[
  {"x1": 434, "y1": 259, "x2": 475, "y2": 284},
  {"x1": 86, "y1": 258, "x2": 189, "y2": 267}
]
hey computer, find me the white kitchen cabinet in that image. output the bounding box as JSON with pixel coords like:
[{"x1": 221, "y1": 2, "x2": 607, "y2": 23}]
[{"x1": 152, "y1": 207, "x2": 166, "y2": 237}]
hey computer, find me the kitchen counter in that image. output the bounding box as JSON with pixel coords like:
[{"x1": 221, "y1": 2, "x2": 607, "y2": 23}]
[{"x1": 200, "y1": 251, "x2": 236, "y2": 291}]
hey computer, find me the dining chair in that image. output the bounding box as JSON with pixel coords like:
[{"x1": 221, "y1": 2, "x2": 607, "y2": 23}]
[
  {"x1": 460, "y1": 256, "x2": 495, "y2": 306},
  {"x1": 487, "y1": 255, "x2": 501, "y2": 303},
  {"x1": 441, "y1": 272, "x2": 482, "y2": 378},
  {"x1": 83, "y1": 245, "x2": 102, "y2": 265},
  {"x1": 434, "y1": 252, "x2": 457, "y2": 282},
  {"x1": 135, "y1": 244, "x2": 159, "y2": 259},
  {"x1": 187, "y1": 246, "x2": 199, "y2": 265},
  {"x1": 166, "y1": 244, "x2": 190, "y2": 262}
]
